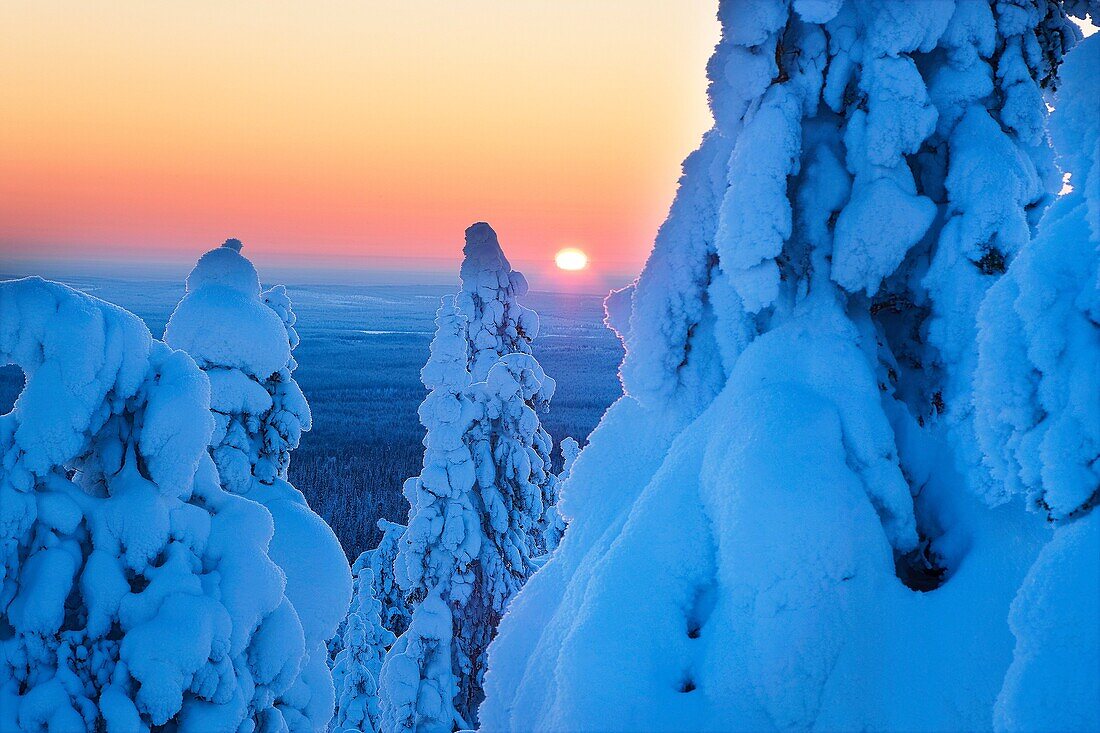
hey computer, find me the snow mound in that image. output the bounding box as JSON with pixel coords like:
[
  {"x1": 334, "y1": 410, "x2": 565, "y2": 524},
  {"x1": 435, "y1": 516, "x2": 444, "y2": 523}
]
[{"x1": 166, "y1": 240, "x2": 289, "y2": 380}]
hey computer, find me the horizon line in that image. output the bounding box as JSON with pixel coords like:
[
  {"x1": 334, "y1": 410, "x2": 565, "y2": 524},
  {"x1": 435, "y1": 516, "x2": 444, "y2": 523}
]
[{"x1": 0, "y1": 249, "x2": 640, "y2": 295}]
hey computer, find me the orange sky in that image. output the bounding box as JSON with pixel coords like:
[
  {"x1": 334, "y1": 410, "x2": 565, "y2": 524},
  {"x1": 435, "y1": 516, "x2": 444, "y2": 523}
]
[{"x1": 0, "y1": 2, "x2": 718, "y2": 284}]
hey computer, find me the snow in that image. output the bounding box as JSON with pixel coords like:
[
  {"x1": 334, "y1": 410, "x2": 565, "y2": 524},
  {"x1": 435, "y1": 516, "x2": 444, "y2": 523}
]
[
  {"x1": 5, "y1": 3, "x2": 1099, "y2": 731},
  {"x1": 616, "y1": 132, "x2": 734, "y2": 413},
  {"x1": 0, "y1": 277, "x2": 323, "y2": 731},
  {"x1": 457, "y1": 223, "x2": 539, "y2": 382},
  {"x1": 994, "y1": 513, "x2": 1100, "y2": 732},
  {"x1": 479, "y1": 2, "x2": 1097, "y2": 731},
  {"x1": 164, "y1": 238, "x2": 351, "y2": 730},
  {"x1": 377, "y1": 227, "x2": 564, "y2": 731},
  {"x1": 716, "y1": 86, "x2": 801, "y2": 313},
  {"x1": 977, "y1": 33, "x2": 1100, "y2": 732},
  {"x1": 975, "y1": 31, "x2": 1100, "y2": 520},
  {"x1": 165, "y1": 240, "x2": 290, "y2": 380},
  {"x1": 832, "y1": 173, "x2": 936, "y2": 295},
  {"x1": 332, "y1": 563, "x2": 396, "y2": 733},
  {"x1": 379, "y1": 295, "x2": 480, "y2": 733}
]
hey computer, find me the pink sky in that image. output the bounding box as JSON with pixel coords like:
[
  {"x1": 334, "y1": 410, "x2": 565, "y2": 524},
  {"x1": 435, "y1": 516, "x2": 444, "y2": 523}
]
[{"x1": 0, "y1": 2, "x2": 719, "y2": 287}]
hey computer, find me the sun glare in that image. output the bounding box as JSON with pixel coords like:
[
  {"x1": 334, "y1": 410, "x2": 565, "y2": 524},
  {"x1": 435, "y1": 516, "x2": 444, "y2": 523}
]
[{"x1": 555, "y1": 247, "x2": 588, "y2": 271}]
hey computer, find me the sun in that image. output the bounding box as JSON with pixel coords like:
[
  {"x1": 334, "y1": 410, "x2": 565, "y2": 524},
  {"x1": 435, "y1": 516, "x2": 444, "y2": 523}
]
[{"x1": 555, "y1": 247, "x2": 589, "y2": 271}]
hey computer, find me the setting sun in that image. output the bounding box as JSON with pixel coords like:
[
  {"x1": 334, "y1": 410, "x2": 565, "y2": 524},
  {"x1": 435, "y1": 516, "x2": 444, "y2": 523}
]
[{"x1": 555, "y1": 247, "x2": 589, "y2": 271}]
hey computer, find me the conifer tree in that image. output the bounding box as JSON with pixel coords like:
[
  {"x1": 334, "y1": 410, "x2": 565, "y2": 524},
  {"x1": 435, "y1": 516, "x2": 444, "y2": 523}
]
[
  {"x1": 330, "y1": 522, "x2": 409, "y2": 728},
  {"x1": 0, "y1": 278, "x2": 310, "y2": 731},
  {"x1": 372, "y1": 519, "x2": 412, "y2": 638},
  {"x1": 165, "y1": 239, "x2": 352, "y2": 730},
  {"x1": 456, "y1": 223, "x2": 559, "y2": 556},
  {"x1": 382, "y1": 229, "x2": 560, "y2": 730},
  {"x1": 380, "y1": 296, "x2": 478, "y2": 733},
  {"x1": 536, "y1": 437, "x2": 579, "y2": 555},
  {"x1": 976, "y1": 32, "x2": 1099, "y2": 732},
  {"x1": 332, "y1": 565, "x2": 396, "y2": 733},
  {"x1": 478, "y1": 3, "x2": 1092, "y2": 730},
  {"x1": 456, "y1": 222, "x2": 539, "y2": 382}
]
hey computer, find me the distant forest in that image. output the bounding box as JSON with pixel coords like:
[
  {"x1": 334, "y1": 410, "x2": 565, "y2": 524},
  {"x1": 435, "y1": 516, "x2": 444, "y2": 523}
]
[{"x1": 0, "y1": 277, "x2": 623, "y2": 560}]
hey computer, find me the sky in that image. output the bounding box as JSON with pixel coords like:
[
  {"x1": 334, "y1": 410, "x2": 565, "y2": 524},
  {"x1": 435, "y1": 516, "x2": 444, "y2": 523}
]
[{"x1": 0, "y1": 2, "x2": 719, "y2": 289}]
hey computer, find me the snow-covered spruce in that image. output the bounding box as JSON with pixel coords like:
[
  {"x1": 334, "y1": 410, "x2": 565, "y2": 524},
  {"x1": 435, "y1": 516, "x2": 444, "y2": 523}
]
[
  {"x1": 165, "y1": 239, "x2": 351, "y2": 731},
  {"x1": 537, "y1": 437, "x2": 580, "y2": 556},
  {"x1": 380, "y1": 295, "x2": 479, "y2": 733},
  {"x1": 456, "y1": 223, "x2": 539, "y2": 383},
  {"x1": 329, "y1": 519, "x2": 408, "y2": 732},
  {"x1": 977, "y1": 33, "x2": 1099, "y2": 733},
  {"x1": 479, "y1": 3, "x2": 1092, "y2": 731},
  {"x1": 456, "y1": 222, "x2": 560, "y2": 556},
  {"x1": 975, "y1": 29, "x2": 1100, "y2": 525},
  {"x1": 459, "y1": 351, "x2": 556, "y2": 701},
  {"x1": 0, "y1": 278, "x2": 311, "y2": 731},
  {"x1": 381, "y1": 233, "x2": 560, "y2": 731},
  {"x1": 332, "y1": 564, "x2": 396, "y2": 733},
  {"x1": 371, "y1": 519, "x2": 412, "y2": 639}
]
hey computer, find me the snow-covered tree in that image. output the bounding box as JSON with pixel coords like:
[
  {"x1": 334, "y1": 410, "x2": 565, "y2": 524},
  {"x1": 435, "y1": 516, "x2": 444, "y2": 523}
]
[
  {"x1": 458, "y1": 351, "x2": 556, "y2": 709},
  {"x1": 381, "y1": 295, "x2": 478, "y2": 733},
  {"x1": 165, "y1": 239, "x2": 351, "y2": 731},
  {"x1": 258, "y1": 282, "x2": 312, "y2": 485},
  {"x1": 975, "y1": 32, "x2": 1099, "y2": 732},
  {"x1": 383, "y1": 232, "x2": 560, "y2": 730},
  {"x1": 330, "y1": 519, "x2": 409, "y2": 732},
  {"x1": 0, "y1": 278, "x2": 310, "y2": 731},
  {"x1": 975, "y1": 28, "x2": 1099, "y2": 526},
  {"x1": 479, "y1": 3, "x2": 1092, "y2": 731},
  {"x1": 164, "y1": 238, "x2": 312, "y2": 494},
  {"x1": 332, "y1": 565, "x2": 396, "y2": 733},
  {"x1": 536, "y1": 437, "x2": 579, "y2": 555},
  {"x1": 456, "y1": 222, "x2": 539, "y2": 382},
  {"x1": 372, "y1": 519, "x2": 411, "y2": 638},
  {"x1": 559, "y1": 437, "x2": 581, "y2": 478},
  {"x1": 456, "y1": 223, "x2": 558, "y2": 556}
]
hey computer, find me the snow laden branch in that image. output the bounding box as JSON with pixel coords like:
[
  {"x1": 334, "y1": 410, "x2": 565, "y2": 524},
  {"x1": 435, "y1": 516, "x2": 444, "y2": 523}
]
[{"x1": 977, "y1": 34, "x2": 1100, "y2": 732}]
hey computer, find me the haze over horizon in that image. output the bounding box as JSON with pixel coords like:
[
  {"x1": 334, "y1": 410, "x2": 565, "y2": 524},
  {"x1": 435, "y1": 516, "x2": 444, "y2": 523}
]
[{"x1": 0, "y1": 2, "x2": 719, "y2": 289}]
